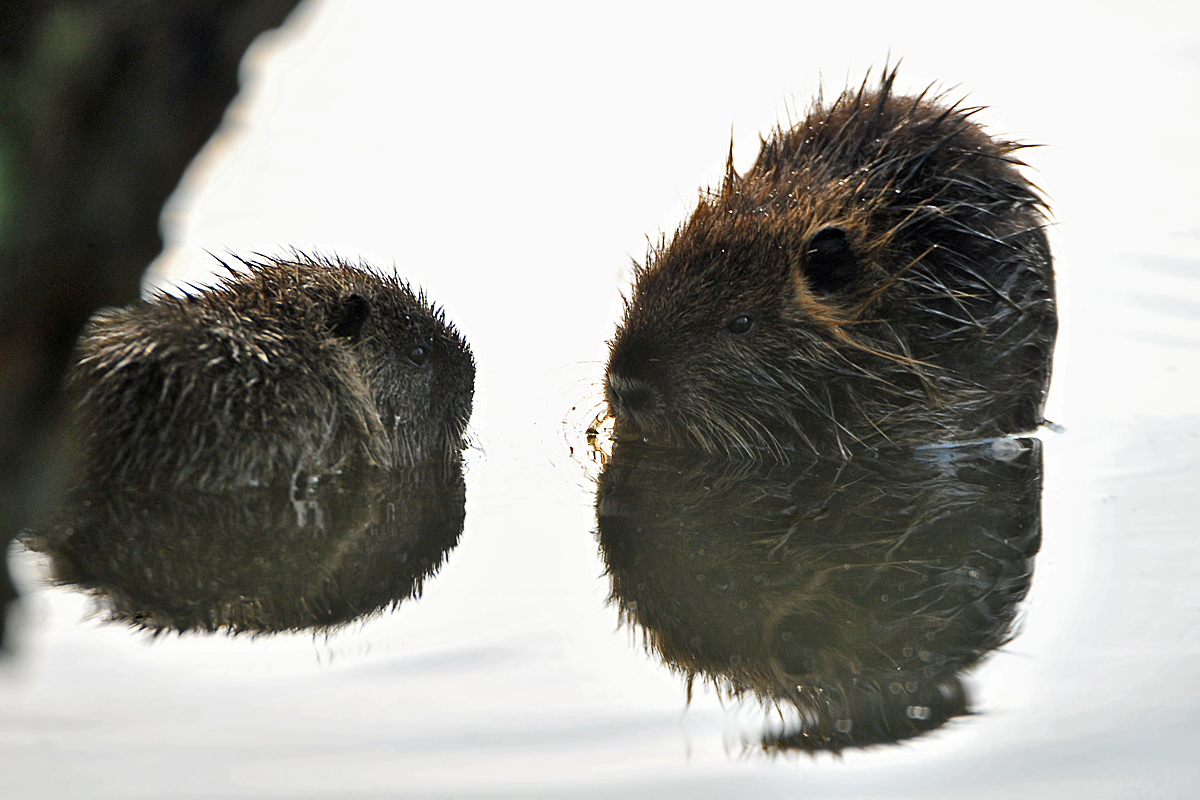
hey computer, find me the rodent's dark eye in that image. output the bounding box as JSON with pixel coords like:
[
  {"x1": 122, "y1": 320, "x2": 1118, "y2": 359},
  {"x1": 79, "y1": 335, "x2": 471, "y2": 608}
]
[
  {"x1": 726, "y1": 314, "x2": 755, "y2": 336},
  {"x1": 407, "y1": 346, "x2": 428, "y2": 366},
  {"x1": 802, "y1": 226, "x2": 859, "y2": 295}
]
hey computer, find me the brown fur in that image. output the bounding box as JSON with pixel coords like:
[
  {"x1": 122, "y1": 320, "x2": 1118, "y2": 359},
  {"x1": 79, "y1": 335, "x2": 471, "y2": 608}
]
[
  {"x1": 67, "y1": 253, "x2": 474, "y2": 490},
  {"x1": 606, "y1": 69, "x2": 1056, "y2": 457}
]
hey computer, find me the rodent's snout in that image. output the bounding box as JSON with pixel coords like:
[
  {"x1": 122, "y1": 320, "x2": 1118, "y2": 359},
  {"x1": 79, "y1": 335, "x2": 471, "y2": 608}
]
[
  {"x1": 605, "y1": 373, "x2": 659, "y2": 417},
  {"x1": 604, "y1": 333, "x2": 669, "y2": 430}
]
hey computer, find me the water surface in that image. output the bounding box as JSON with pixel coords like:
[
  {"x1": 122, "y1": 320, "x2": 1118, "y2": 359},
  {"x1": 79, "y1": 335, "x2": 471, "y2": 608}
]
[{"x1": 3, "y1": 1, "x2": 1199, "y2": 797}]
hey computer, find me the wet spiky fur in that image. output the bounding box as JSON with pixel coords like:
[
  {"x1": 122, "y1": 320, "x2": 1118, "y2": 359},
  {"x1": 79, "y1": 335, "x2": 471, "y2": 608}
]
[
  {"x1": 68, "y1": 253, "x2": 475, "y2": 490},
  {"x1": 606, "y1": 69, "x2": 1056, "y2": 458}
]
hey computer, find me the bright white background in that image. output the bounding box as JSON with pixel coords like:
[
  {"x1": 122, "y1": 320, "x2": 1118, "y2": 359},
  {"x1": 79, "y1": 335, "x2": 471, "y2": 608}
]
[{"x1": 3, "y1": 1, "x2": 1200, "y2": 797}]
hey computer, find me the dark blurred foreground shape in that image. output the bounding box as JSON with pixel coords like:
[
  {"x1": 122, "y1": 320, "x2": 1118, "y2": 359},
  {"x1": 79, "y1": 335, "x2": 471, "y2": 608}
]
[
  {"x1": 596, "y1": 438, "x2": 1042, "y2": 753},
  {"x1": 0, "y1": 0, "x2": 305, "y2": 649}
]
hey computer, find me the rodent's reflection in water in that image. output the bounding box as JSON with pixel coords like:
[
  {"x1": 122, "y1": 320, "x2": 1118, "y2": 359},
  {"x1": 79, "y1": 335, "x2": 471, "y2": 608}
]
[
  {"x1": 595, "y1": 438, "x2": 1042, "y2": 752},
  {"x1": 24, "y1": 458, "x2": 465, "y2": 634}
]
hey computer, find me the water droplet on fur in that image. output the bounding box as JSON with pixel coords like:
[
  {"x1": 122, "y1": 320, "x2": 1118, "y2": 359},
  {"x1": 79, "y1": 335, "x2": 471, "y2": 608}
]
[
  {"x1": 990, "y1": 437, "x2": 1023, "y2": 461},
  {"x1": 906, "y1": 705, "x2": 932, "y2": 721}
]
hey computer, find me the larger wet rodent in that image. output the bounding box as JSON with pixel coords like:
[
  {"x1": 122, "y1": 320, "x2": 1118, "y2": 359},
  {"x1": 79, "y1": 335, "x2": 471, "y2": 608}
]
[
  {"x1": 606, "y1": 69, "x2": 1057, "y2": 457},
  {"x1": 68, "y1": 253, "x2": 474, "y2": 489}
]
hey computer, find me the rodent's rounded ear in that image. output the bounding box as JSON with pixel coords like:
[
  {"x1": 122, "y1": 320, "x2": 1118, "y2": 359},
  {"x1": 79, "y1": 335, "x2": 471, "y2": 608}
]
[
  {"x1": 801, "y1": 226, "x2": 859, "y2": 295},
  {"x1": 330, "y1": 293, "x2": 371, "y2": 342}
]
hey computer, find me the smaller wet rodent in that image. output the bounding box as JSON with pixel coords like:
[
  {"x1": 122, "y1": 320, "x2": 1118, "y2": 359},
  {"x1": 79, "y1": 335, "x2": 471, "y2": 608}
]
[
  {"x1": 68, "y1": 253, "x2": 474, "y2": 489},
  {"x1": 606, "y1": 69, "x2": 1057, "y2": 457}
]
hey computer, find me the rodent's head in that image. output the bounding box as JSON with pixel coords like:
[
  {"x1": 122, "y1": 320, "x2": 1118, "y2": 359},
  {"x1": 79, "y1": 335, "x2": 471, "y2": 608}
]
[
  {"x1": 244, "y1": 255, "x2": 475, "y2": 463},
  {"x1": 606, "y1": 70, "x2": 1055, "y2": 457}
]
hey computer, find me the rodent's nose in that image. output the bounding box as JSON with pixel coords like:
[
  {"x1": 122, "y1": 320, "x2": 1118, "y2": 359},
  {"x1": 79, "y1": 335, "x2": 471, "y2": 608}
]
[
  {"x1": 605, "y1": 373, "x2": 659, "y2": 415},
  {"x1": 606, "y1": 333, "x2": 668, "y2": 418}
]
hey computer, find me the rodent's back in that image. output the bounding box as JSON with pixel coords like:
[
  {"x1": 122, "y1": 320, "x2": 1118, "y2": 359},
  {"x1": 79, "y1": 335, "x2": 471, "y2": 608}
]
[
  {"x1": 70, "y1": 254, "x2": 474, "y2": 489},
  {"x1": 606, "y1": 70, "x2": 1056, "y2": 456}
]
